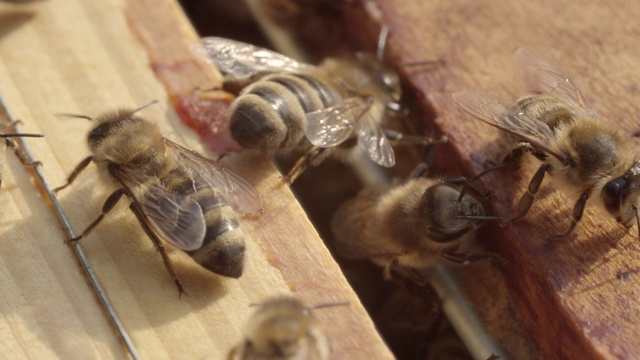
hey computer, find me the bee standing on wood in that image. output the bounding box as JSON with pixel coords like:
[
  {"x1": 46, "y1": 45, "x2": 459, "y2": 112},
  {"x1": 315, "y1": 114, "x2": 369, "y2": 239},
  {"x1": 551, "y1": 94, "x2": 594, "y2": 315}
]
[
  {"x1": 54, "y1": 102, "x2": 261, "y2": 294},
  {"x1": 191, "y1": 30, "x2": 442, "y2": 183},
  {"x1": 453, "y1": 48, "x2": 640, "y2": 238}
]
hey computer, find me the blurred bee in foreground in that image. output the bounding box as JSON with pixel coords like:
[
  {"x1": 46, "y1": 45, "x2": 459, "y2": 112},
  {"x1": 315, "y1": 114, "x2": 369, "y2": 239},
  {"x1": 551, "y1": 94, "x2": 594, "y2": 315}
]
[
  {"x1": 453, "y1": 48, "x2": 640, "y2": 239},
  {"x1": 229, "y1": 296, "x2": 331, "y2": 360},
  {"x1": 54, "y1": 102, "x2": 261, "y2": 294},
  {"x1": 191, "y1": 30, "x2": 442, "y2": 183},
  {"x1": 331, "y1": 165, "x2": 503, "y2": 282}
]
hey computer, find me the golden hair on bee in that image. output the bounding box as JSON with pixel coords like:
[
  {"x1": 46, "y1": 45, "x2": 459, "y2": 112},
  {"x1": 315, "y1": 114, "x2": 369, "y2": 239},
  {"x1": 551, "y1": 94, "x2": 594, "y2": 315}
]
[
  {"x1": 332, "y1": 174, "x2": 502, "y2": 282},
  {"x1": 453, "y1": 48, "x2": 640, "y2": 239},
  {"x1": 55, "y1": 101, "x2": 261, "y2": 294}
]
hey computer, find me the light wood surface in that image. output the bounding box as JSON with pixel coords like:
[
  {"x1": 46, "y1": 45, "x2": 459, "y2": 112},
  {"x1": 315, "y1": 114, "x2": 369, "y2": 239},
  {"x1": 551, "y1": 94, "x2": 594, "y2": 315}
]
[{"x1": 0, "y1": 1, "x2": 393, "y2": 359}]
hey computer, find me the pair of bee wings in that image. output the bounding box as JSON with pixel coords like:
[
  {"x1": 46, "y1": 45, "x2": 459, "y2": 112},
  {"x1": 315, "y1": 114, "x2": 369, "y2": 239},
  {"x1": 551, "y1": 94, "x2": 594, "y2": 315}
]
[
  {"x1": 114, "y1": 138, "x2": 261, "y2": 251},
  {"x1": 191, "y1": 37, "x2": 395, "y2": 167},
  {"x1": 452, "y1": 48, "x2": 599, "y2": 162}
]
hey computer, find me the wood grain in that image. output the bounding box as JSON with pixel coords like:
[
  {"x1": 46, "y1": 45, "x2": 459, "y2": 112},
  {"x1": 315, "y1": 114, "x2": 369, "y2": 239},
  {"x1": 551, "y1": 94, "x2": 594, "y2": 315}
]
[
  {"x1": 316, "y1": 1, "x2": 640, "y2": 359},
  {"x1": 0, "y1": 0, "x2": 393, "y2": 359}
]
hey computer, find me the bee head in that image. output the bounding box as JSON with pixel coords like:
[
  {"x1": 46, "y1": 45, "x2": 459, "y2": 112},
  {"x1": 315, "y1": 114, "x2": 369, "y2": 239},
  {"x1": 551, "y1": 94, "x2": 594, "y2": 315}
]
[
  {"x1": 88, "y1": 109, "x2": 139, "y2": 149},
  {"x1": 602, "y1": 161, "x2": 640, "y2": 228},
  {"x1": 422, "y1": 183, "x2": 485, "y2": 241}
]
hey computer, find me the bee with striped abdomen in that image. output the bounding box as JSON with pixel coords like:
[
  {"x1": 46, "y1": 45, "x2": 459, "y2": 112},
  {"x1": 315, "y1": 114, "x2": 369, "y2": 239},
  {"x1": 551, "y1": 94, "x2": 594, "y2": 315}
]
[
  {"x1": 54, "y1": 102, "x2": 261, "y2": 294},
  {"x1": 191, "y1": 33, "x2": 439, "y2": 183}
]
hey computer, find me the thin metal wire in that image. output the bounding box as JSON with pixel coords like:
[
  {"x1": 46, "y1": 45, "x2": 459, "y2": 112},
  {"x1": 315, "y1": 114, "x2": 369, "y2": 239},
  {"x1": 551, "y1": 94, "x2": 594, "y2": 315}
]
[{"x1": 0, "y1": 96, "x2": 141, "y2": 360}]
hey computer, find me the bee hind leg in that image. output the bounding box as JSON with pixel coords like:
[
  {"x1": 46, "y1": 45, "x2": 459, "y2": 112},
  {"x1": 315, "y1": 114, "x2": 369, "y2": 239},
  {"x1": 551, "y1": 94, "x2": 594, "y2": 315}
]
[
  {"x1": 441, "y1": 246, "x2": 506, "y2": 265},
  {"x1": 129, "y1": 202, "x2": 186, "y2": 296},
  {"x1": 281, "y1": 146, "x2": 331, "y2": 185},
  {"x1": 549, "y1": 192, "x2": 588, "y2": 239},
  {"x1": 383, "y1": 129, "x2": 449, "y2": 147},
  {"x1": 384, "y1": 257, "x2": 427, "y2": 285}
]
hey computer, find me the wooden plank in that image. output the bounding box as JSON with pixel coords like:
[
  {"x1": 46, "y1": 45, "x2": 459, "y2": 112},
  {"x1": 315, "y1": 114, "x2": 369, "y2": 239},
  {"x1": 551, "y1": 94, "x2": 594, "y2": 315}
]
[
  {"x1": 300, "y1": 1, "x2": 640, "y2": 359},
  {"x1": 0, "y1": 0, "x2": 393, "y2": 358}
]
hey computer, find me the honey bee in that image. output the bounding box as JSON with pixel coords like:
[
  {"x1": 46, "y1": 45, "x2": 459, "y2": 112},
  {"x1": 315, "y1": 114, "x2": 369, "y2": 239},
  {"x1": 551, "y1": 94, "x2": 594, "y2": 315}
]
[
  {"x1": 453, "y1": 48, "x2": 640, "y2": 238},
  {"x1": 331, "y1": 175, "x2": 503, "y2": 282},
  {"x1": 229, "y1": 296, "x2": 330, "y2": 360},
  {"x1": 54, "y1": 102, "x2": 261, "y2": 294},
  {"x1": 191, "y1": 35, "x2": 438, "y2": 183}
]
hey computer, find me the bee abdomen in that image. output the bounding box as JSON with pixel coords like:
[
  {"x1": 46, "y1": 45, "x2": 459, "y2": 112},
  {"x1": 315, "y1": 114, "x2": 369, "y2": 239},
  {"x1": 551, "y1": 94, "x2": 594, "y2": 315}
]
[
  {"x1": 229, "y1": 74, "x2": 340, "y2": 150},
  {"x1": 189, "y1": 207, "x2": 245, "y2": 278}
]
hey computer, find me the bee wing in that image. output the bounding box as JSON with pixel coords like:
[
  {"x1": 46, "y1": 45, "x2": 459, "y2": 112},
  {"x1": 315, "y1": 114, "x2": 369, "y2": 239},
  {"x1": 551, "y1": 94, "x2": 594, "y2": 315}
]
[
  {"x1": 452, "y1": 91, "x2": 568, "y2": 161},
  {"x1": 162, "y1": 138, "x2": 262, "y2": 214},
  {"x1": 114, "y1": 170, "x2": 207, "y2": 251},
  {"x1": 356, "y1": 113, "x2": 395, "y2": 167},
  {"x1": 514, "y1": 48, "x2": 598, "y2": 117},
  {"x1": 191, "y1": 37, "x2": 315, "y2": 80},
  {"x1": 304, "y1": 97, "x2": 369, "y2": 147}
]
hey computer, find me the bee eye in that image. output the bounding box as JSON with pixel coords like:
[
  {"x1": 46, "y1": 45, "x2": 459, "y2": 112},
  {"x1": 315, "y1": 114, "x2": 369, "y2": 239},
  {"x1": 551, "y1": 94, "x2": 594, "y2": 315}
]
[{"x1": 603, "y1": 177, "x2": 626, "y2": 215}]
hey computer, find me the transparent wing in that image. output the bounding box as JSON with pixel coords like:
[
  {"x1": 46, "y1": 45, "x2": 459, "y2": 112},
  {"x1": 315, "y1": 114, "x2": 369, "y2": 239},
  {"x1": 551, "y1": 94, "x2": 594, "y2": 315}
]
[
  {"x1": 113, "y1": 170, "x2": 207, "y2": 251},
  {"x1": 191, "y1": 37, "x2": 315, "y2": 80},
  {"x1": 305, "y1": 97, "x2": 369, "y2": 147},
  {"x1": 452, "y1": 91, "x2": 567, "y2": 161},
  {"x1": 356, "y1": 113, "x2": 395, "y2": 167},
  {"x1": 514, "y1": 48, "x2": 598, "y2": 117},
  {"x1": 162, "y1": 138, "x2": 262, "y2": 214}
]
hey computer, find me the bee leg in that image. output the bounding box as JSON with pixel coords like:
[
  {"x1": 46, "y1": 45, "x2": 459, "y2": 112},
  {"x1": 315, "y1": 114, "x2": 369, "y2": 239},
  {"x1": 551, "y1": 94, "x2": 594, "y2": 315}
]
[
  {"x1": 503, "y1": 143, "x2": 544, "y2": 168},
  {"x1": 384, "y1": 257, "x2": 427, "y2": 285},
  {"x1": 129, "y1": 202, "x2": 186, "y2": 296},
  {"x1": 281, "y1": 146, "x2": 331, "y2": 185},
  {"x1": 67, "y1": 188, "x2": 126, "y2": 243},
  {"x1": 441, "y1": 246, "x2": 506, "y2": 265},
  {"x1": 0, "y1": 132, "x2": 43, "y2": 167},
  {"x1": 54, "y1": 156, "x2": 94, "y2": 193},
  {"x1": 383, "y1": 129, "x2": 449, "y2": 146},
  {"x1": 426, "y1": 226, "x2": 478, "y2": 242},
  {"x1": 445, "y1": 177, "x2": 494, "y2": 200},
  {"x1": 549, "y1": 192, "x2": 589, "y2": 239},
  {"x1": 504, "y1": 163, "x2": 551, "y2": 225}
]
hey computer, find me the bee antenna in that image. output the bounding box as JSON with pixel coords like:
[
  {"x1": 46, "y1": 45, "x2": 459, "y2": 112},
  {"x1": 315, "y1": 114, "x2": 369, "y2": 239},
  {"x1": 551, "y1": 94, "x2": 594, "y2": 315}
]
[
  {"x1": 0, "y1": 133, "x2": 43, "y2": 138},
  {"x1": 133, "y1": 99, "x2": 159, "y2": 113},
  {"x1": 376, "y1": 25, "x2": 389, "y2": 63},
  {"x1": 55, "y1": 113, "x2": 93, "y2": 121},
  {"x1": 399, "y1": 59, "x2": 446, "y2": 68},
  {"x1": 311, "y1": 301, "x2": 350, "y2": 310}
]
